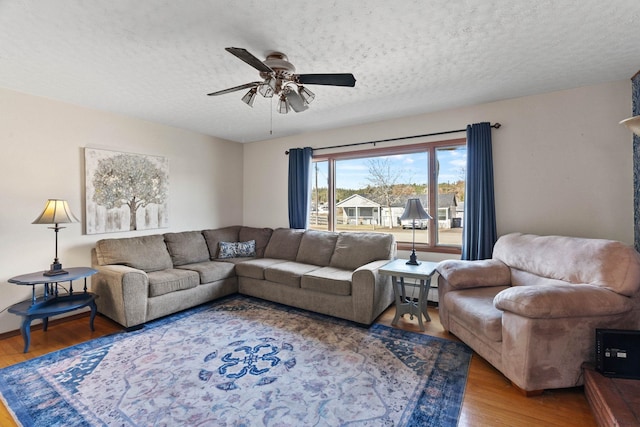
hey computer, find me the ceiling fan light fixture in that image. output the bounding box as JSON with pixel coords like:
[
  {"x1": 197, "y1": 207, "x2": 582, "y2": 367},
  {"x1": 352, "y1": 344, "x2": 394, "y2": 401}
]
[
  {"x1": 299, "y1": 86, "x2": 315, "y2": 104},
  {"x1": 241, "y1": 87, "x2": 257, "y2": 107},
  {"x1": 277, "y1": 94, "x2": 290, "y2": 114},
  {"x1": 620, "y1": 115, "x2": 640, "y2": 136},
  {"x1": 208, "y1": 47, "x2": 356, "y2": 114},
  {"x1": 259, "y1": 76, "x2": 277, "y2": 98}
]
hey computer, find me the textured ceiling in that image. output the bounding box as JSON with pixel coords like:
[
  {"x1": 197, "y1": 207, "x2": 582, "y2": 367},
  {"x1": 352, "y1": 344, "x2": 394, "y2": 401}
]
[{"x1": 1, "y1": 1, "x2": 640, "y2": 143}]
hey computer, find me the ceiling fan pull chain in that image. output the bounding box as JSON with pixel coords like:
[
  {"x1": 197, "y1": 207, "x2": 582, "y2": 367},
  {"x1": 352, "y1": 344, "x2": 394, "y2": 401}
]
[{"x1": 270, "y1": 96, "x2": 273, "y2": 135}]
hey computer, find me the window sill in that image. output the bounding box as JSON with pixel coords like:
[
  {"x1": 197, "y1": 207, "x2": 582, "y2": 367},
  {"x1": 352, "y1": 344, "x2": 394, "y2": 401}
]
[{"x1": 397, "y1": 242, "x2": 461, "y2": 255}]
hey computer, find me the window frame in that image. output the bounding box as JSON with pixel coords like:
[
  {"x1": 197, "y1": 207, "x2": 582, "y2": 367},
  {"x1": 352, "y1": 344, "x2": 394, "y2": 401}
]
[{"x1": 312, "y1": 137, "x2": 465, "y2": 255}]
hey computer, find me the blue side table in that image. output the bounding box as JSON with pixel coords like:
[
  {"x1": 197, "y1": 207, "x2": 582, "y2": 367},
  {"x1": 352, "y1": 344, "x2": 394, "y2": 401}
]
[{"x1": 8, "y1": 267, "x2": 98, "y2": 353}]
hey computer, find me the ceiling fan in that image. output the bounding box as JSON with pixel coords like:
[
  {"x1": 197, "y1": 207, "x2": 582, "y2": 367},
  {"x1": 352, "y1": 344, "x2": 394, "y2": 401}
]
[{"x1": 207, "y1": 47, "x2": 356, "y2": 114}]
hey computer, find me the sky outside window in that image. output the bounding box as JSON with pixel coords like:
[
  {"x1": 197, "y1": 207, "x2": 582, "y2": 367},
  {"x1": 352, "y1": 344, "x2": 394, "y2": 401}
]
[{"x1": 331, "y1": 150, "x2": 465, "y2": 190}]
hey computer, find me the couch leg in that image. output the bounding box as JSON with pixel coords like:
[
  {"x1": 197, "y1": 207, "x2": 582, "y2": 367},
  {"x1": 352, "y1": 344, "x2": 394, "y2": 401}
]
[
  {"x1": 125, "y1": 324, "x2": 144, "y2": 332},
  {"x1": 512, "y1": 382, "x2": 544, "y2": 397}
]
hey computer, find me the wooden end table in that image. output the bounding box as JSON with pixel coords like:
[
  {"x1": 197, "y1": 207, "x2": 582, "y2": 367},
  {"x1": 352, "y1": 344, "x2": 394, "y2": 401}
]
[
  {"x1": 379, "y1": 259, "x2": 439, "y2": 331},
  {"x1": 8, "y1": 267, "x2": 98, "y2": 353}
]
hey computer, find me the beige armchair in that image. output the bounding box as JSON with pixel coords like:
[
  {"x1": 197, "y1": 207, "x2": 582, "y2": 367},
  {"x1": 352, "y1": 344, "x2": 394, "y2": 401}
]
[{"x1": 437, "y1": 233, "x2": 640, "y2": 394}]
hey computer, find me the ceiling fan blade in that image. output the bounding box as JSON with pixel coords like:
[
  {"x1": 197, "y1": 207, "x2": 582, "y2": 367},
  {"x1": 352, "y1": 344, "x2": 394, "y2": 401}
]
[
  {"x1": 296, "y1": 73, "x2": 356, "y2": 87},
  {"x1": 225, "y1": 47, "x2": 273, "y2": 74},
  {"x1": 207, "y1": 81, "x2": 262, "y2": 96},
  {"x1": 285, "y1": 90, "x2": 309, "y2": 113}
]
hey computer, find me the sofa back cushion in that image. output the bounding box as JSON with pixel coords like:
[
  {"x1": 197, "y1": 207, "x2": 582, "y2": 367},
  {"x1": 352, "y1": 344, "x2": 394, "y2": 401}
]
[
  {"x1": 296, "y1": 230, "x2": 339, "y2": 266},
  {"x1": 239, "y1": 226, "x2": 274, "y2": 258},
  {"x1": 493, "y1": 233, "x2": 640, "y2": 296},
  {"x1": 264, "y1": 228, "x2": 304, "y2": 260},
  {"x1": 164, "y1": 231, "x2": 210, "y2": 266},
  {"x1": 95, "y1": 235, "x2": 172, "y2": 272},
  {"x1": 203, "y1": 226, "x2": 241, "y2": 259},
  {"x1": 329, "y1": 232, "x2": 395, "y2": 270}
]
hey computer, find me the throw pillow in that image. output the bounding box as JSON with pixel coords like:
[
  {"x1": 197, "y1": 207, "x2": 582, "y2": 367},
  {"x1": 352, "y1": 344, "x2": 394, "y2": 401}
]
[
  {"x1": 218, "y1": 240, "x2": 256, "y2": 259},
  {"x1": 235, "y1": 239, "x2": 256, "y2": 257}
]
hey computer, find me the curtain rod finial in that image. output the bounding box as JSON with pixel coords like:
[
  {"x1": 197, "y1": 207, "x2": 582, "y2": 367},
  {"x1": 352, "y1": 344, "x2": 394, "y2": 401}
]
[{"x1": 493, "y1": 123, "x2": 501, "y2": 129}]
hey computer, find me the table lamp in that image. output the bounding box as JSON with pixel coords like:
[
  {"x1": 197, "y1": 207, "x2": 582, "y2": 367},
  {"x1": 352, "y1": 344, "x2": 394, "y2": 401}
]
[
  {"x1": 399, "y1": 198, "x2": 432, "y2": 265},
  {"x1": 32, "y1": 199, "x2": 79, "y2": 276}
]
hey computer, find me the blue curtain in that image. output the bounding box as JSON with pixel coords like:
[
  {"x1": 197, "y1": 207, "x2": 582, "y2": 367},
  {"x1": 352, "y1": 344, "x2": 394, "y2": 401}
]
[
  {"x1": 462, "y1": 122, "x2": 497, "y2": 260},
  {"x1": 288, "y1": 147, "x2": 313, "y2": 229}
]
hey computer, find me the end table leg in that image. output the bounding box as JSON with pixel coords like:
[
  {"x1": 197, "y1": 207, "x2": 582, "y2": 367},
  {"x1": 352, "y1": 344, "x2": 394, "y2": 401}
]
[
  {"x1": 20, "y1": 318, "x2": 31, "y2": 353},
  {"x1": 420, "y1": 279, "x2": 431, "y2": 322},
  {"x1": 391, "y1": 276, "x2": 402, "y2": 326},
  {"x1": 42, "y1": 317, "x2": 49, "y2": 331},
  {"x1": 416, "y1": 289, "x2": 425, "y2": 331},
  {"x1": 89, "y1": 301, "x2": 97, "y2": 332}
]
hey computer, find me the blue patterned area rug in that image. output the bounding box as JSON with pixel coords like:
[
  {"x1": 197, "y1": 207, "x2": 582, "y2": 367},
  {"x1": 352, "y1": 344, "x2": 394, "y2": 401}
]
[{"x1": 0, "y1": 296, "x2": 471, "y2": 426}]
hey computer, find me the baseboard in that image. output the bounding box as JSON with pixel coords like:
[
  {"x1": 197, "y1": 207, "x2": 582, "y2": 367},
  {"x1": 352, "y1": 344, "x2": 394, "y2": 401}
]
[{"x1": 0, "y1": 311, "x2": 92, "y2": 341}]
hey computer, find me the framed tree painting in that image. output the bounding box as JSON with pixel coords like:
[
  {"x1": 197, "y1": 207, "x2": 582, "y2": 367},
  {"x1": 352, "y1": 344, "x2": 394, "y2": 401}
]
[{"x1": 84, "y1": 148, "x2": 169, "y2": 234}]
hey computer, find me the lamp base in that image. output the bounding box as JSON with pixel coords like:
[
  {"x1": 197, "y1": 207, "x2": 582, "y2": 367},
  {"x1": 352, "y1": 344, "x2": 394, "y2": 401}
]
[
  {"x1": 43, "y1": 261, "x2": 68, "y2": 276},
  {"x1": 406, "y1": 250, "x2": 421, "y2": 266}
]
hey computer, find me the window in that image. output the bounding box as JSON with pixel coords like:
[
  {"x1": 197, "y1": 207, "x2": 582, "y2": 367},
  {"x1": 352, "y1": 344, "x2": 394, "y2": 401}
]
[{"x1": 310, "y1": 138, "x2": 466, "y2": 253}]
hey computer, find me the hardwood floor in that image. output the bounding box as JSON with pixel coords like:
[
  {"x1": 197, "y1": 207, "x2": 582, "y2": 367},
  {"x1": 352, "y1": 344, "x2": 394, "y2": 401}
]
[{"x1": 0, "y1": 305, "x2": 596, "y2": 426}]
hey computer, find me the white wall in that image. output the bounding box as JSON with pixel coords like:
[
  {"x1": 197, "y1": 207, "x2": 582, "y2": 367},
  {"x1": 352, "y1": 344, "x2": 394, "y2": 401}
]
[
  {"x1": 0, "y1": 88, "x2": 243, "y2": 334},
  {"x1": 243, "y1": 80, "x2": 634, "y2": 263}
]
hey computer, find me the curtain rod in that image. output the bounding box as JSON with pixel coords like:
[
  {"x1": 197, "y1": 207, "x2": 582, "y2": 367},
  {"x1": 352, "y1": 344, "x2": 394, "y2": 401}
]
[{"x1": 284, "y1": 122, "x2": 501, "y2": 155}]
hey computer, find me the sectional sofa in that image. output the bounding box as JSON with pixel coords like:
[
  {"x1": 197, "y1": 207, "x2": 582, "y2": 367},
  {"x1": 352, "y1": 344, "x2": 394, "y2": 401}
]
[{"x1": 91, "y1": 226, "x2": 397, "y2": 328}]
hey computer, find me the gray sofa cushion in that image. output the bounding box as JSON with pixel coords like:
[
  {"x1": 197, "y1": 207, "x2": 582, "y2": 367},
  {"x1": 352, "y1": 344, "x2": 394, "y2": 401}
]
[
  {"x1": 264, "y1": 261, "x2": 320, "y2": 287},
  {"x1": 329, "y1": 232, "x2": 395, "y2": 270},
  {"x1": 176, "y1": 261, "x2": 236, "y2": 284},
  {"x1": 264, "y1": 228, "x2": 305, "y2": 261},
  {"x1": 95, "y1": 235, "x2": 172, "y2": 272},
  {"x1": 203, "y1": 226, "x2": 241, "y2": 259},
  {"x1": 239, "y1": 227, "x2": 274, "y2": 258},
  {"x1": 301, "y1": 267, "x2": 352, "y2": 296},
  {"x1": 147, "y1": 269, "x2": 200, "y2": 297},
  {"x1": 234, "y1": 258, "x2": 288, "y2": 280},
  {"x1": 164, "y1": 231, "x2": 210, "y2": 266},
  {"x1": 296, "y1": 230, "x2": 339, "y2": 266}
]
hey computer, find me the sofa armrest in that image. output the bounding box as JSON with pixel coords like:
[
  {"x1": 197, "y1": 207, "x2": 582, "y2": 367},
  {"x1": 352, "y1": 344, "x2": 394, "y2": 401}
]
[
  {"x1": 92, "y1": 264, "x2": 149, "y2": 327},
  {"x1": 351, "y1": 259, "x2": 394, "y2": 324},
  {"x1": 437, "y1": 259, "x2": 511, "y2": 290},
  {"x1": 494, "y1": 284, "x2": 634, "y2": 319}
]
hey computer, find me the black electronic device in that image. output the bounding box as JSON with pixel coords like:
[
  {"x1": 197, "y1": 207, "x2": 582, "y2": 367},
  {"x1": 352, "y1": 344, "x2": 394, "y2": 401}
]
[{"x1": 595, "y1": 328, "x2": 640, "y2": 379}]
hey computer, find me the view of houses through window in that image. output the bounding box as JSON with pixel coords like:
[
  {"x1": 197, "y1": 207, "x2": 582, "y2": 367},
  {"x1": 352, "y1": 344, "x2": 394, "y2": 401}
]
[{"x1": 310, "y1": 139, "x2": 466, "y2": 251}]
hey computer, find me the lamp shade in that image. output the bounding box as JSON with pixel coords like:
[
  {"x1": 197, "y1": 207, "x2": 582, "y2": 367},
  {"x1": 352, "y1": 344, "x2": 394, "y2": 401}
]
[
  {"x1": 399, "y1": 198, "x2": 432, "y2": 221},
  {"x1": 241, "y1": 88, "x2": 257, "y2": 107},
  {"x1": 277, "y1": 94, "x2": 290, "y2": 114},
  {"x1": 298, "y1": 86, "x2": 315, "y2": 104},
  {"x1": 620, "y1": 116, "x2": 640, "y2": 136},
  {"x1": 32, "y1": 199, "x2": 79, "y2": 225},
  {"x1": 258, "y1": 77, "x2": 277, "y2": 98}
]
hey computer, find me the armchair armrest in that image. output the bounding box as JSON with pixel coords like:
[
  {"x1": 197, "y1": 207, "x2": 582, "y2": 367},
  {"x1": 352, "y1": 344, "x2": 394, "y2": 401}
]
[
  {"x1": 437, "y1": 259, "x2": 511, "y2": 290},
  {"x1": 494, "y1": 284, "x2": 634, "y2": 319}
]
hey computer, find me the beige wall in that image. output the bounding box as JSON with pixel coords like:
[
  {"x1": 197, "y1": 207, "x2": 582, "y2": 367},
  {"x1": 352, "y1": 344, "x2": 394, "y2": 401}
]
[
  {"x1": 0, "y1": 88, "x2": 243, "y2": 334},
  {"x1": 243, "y1": 80, "x2": 634, "y2": 262}
]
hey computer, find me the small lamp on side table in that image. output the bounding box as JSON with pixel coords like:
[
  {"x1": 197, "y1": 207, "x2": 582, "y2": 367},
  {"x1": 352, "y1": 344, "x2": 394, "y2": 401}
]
[
  {"x1": 32, "y1": 199, "x2": 79, "y2": 276},
  {"x1": 399, "y1": 198, "x2": 432, "y2": 266}
]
